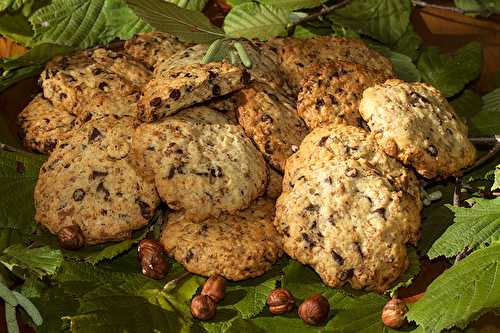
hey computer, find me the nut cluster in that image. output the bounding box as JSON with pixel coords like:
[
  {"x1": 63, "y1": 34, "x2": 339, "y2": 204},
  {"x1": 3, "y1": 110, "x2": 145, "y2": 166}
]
[
  {"x1": 57, "y1": 225, "x2": 85, "y2": 250},
  {"x1": 137, "y1": 239, "x2": 169, "y2": 280},
  {"x1": 381, "y1": 298, "x2": 408, "y2": 328},
  {"x1": 191, "y1": 275, "x2": 226, "y2": 321}
]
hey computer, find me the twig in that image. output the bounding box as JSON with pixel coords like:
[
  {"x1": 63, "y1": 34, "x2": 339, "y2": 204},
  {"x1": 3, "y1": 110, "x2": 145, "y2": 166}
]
[
  {"x1": 464, "y1": 144, "x2": 500, "y2": 174},
  {"x1": 411, "y1": 0, "x2": 500, "y2": 16},
  {"x1": 289, "y1": 0, "x2": 352, "y2": 28},
  {"x1": 0, "y1": 143, "x2": 28, "y2": 154},
  {"x1": 453, "y1": 176, "x2": 462, "y2": 207},
  {"x1": 454, "y1": 247, "x2": 470, "y2": 265},
  {"x1": 162, "y1": 271, "x2": 192, "y2": 292},
  {"x1": 469, "y1": 135, "x2": 500, "y2": 145},
  {"x1": 401, "y1": 292, "x2": 425, "y2": 304}
]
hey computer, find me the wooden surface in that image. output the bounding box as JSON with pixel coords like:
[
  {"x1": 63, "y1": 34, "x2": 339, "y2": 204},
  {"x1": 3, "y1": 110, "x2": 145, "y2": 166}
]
[{"x1": 0, "y1": 2, "x2": 499, "y2": 332}]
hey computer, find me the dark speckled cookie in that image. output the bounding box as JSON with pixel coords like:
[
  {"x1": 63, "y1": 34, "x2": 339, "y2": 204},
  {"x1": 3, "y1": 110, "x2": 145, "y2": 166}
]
[
  {"x1": 161, "y1": 198, "x2": 283, "y2": 281},
  {"x1": 34, "y1": 116, "x2": 160, "y2": 245}
]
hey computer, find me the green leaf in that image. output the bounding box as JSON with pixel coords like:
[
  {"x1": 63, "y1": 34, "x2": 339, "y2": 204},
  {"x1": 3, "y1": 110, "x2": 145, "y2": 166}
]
[
  {"x1": 103, "y1": 2, "x2": 152, "y2": 40},
  {"x1": 329, "y1": 0, "x2": 412, "y2": 45},
  {"x1": 223, "y1": 2, "x2": 290, "y2": 40},
  {"x1": 167, "y1": 0, "x2": 209, "y2": 11},
  {"x1": 0, "y1": 11, "x2": 33, "y2": 45},
  {"x1": 369, "y1": 44, "x2": 421, "y2": 82},
  {"x1": 492, "y1": 165, "x2": 500, "y2": 191},
  {"x1": 0, "y1": 150, "x2": 45, "y2": 234},
  {"x1": 454, "y1": 0, "x2": 500, "y2": 16},
  {"x1": 83, "y1": 228, "x2": 147, "y2": 265},
  {"x1": 0, "y1": 244, "x2": 63, "y2": 278},
  {"x1": 468, "y1": 86, "x2": 500, "y2": 135},
  {"x1": 258, "y1": 0, "x2": 325, "y2": 11},
  {"x1": 417, "y1": 42, "x2": 483, "y2": 97},
  {"x1": 0, "y1": 0, "x2": 35, "y2": 14},
  {"x1": 0, "y1": 280, "x2": 18, "y2": 305},
  {"x1": 386, "y1": 248, "x2": 420, "y2": 297},
  {"x1": 407, "y1": 243, "x2": 500, "y2": 332},
  {"x1": 13, "y1": 290, "x2": 43, "y2": 326},
  {"x1": 391, "y1": 24, "x2": 422, "y2": 61},
  {"x1": 450, "y1": 89, "x2": 483, "y2": 121},
  {"x1": 283, "y1": 259, "x2": 336, "y2": 300},
  {"x1": 428, "y1": 198, "x2": 500, "y2": 259},
  {"x1": 5, "y1": 302, "x2": 19, "y2": 333},
  {"x1": 127, "y1": 0, "x2": 225, "y2": 43}
]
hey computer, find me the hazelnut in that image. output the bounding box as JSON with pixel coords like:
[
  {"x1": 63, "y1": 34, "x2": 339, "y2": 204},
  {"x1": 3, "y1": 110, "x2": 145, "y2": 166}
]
[
  {"x1": 57, "y1": 225, "x2": 85, "y2": 250},
  {"x1": 381, "y1": 298, "x2": 408, "y2": 328},
  {"x1": 298, "y1": 294, "x2": 330, "y2": 325},
  {"x1": 190, "y1": 294, "x2": 216, "y2": 320},
  {"x1": 141, "y1": 252, "x2": 169, "y2": 280},
  {"x1": 267, "y1": 288, "x2": 295, "y2": 314},
  {"x1": 201, "y1": 275, "x2": 226, "y2": 303},
  {"x1": 137, "y1": 239, "x2": 164, "y2": 262}
]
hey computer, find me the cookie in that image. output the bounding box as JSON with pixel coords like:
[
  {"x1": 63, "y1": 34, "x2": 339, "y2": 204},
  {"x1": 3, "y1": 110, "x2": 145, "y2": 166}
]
[
  {"x1": 137, "y1": 62, "x2": 249, "y2": 122},
  {"x1": 154, "y1": 44, "x2": 208, "y2": 77},
  {"x1": 17, "y1": 94, "x2": 77, "y2": 154},
  {"x1": 170, "y1": 105, "x2": 231, "y2": 125},
  {"x1": 275, "y1": 124, "x2": 422, "y2": 292},
  {"x1": 297, "y1": 61, "x2": 393, "y2": 129},
  {"x1": 268, "y1": 36, "x2": 394, "y2": 93},
  {"x1": 124, "y1": 32, "x2": 189, "y2": 69},
  {"x1": 161, "y1": 198, "x2": 283, "y2": 281},
  {"x1": 206, "y1": 94, "x2": 239, "y2": 124},
  {"x1": 40, "y1": 48, "x2": 152, "y2": 118},
  {"x1": 34, "y1": 116, "x2": 160, "y2": 244},
  {"x1": 131, "y1": 114, "x2": 268, "y2": 221},
  {"x1": 266, "y1": 167, "x2": 283, "y2": 200},
  {"x1": 236, "y1": 83, "x2": 308, "y2": 171},
  {"x1": 359, "y1": 80, "x2": 476, "y2": 179}
]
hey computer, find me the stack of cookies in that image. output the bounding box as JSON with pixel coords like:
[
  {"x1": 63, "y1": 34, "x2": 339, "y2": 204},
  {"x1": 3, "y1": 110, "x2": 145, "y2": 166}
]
[{"x1": 20, "y1": 33, "x2": 476, "y2": 290}]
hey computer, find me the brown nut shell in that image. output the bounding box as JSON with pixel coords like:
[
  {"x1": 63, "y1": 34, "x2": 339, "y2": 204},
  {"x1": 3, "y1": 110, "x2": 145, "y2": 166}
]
[
  {"x1": 201, "y1": 275, "x2": 226, "y2": 303},
  {"x1": 191, "y1": 294, "x2": 217, "y2": 320},
  {"x1": 298, "y1": 294, "x2": 330, "y2": 325},
  {"x1": 57, "y1": 225, "x2": 85, "y2": 250},
  {"x1": 267, "y1": 288, "x2": 295, "y2": 315},
  {"x1": 381, "y1": 298, "x2": 408, "y2": 328},
  {"x1": 137, "y1": 239, "x2": 164, "y2": 262},
  {"x1": 141, "y1": 252, "x2": 169, "y2": 280}
]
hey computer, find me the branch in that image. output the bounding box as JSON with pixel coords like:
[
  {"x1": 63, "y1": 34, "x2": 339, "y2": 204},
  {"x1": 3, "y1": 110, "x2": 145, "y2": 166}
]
[
  {"x1": 411, "y1": 0, "x2": 500, "y2": 16},
  {"x1": 469, "y1": 135, "x2": 500, "y2": 146},
  {"x1": 463, "y1": 143, "x2": 500, "y2": 174},
  {"x1": 289, "y1": 0, "x2": 352, "y2": 29},
  {"x1": 0, "y1": 143, "x2": 29, "y2": 154}
]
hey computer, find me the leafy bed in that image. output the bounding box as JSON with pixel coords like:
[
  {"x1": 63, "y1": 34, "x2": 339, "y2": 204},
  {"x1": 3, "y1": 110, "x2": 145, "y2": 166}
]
[{"x1": 0, "y1": 0, "x2": 499, "y2": 332}]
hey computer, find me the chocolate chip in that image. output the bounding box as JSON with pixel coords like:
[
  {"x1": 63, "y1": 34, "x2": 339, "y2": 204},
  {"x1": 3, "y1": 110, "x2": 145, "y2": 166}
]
[
  {"x1": 345, "y1": 168, "x2": 358, "y2": 177},
  {"x1": 302, "y1": 233, "x2": 316, "y2": 248},
  {"x1": 212, "y1": 84, "x2": 221, "y2": 97},
  {"x1": 96, "y1": 182, "x2": 110, "y2": 201},
  {"x1": 318, "y1": 136, "x2": 329, "y2": 147},
  {"x1": 304, "y1": 204, "x2": 320, "y2": 213},
  {"x1": 316, "y1": 98, "x2": 325, "y2": 109},
  {"x1": 241, "y1": 70, "x2": 251, "y2": 84},
  {"x1": 98, "y1": 82, "x2": 109, "y2": 91},
  {"x1": 282, "y1": 226, "x2": 290, "y2": 237},
  {"x1": 261, "y1": 114, "x2": 273, "y2": 124},
  {"x1": 59, "y1": 93, "x2": 67, "y2": 100},
  {"x1": 91, "y1": 170, "x2": 108, "y2": 179},
  {"x1": 210, "y1": 166, "x2": 223, "y2": 177},
  {"x1": 355, "y1": 242, "x2": 364, "y2": 258},
  {"x1": 264, "y1": 142, "x2": 273, "y2": 154},
  {"x1": 327, "y1": 215, "x2": 335, "y2": 225},
  {"x1": 44, "y1": 140, "x2": 57, "y2": 152},
  {"x1": 88, "y1": 127, "x2": 103, "y2": 142},
  {"x1": 339, "y1": 268, "x2": 354, "y2": 281},
  {"x1": 169, "y1": 89, "x2": 181, "y2": 100},
  {"x1": 136, "y1": 199, "x2": 152, "y2": 219},
  {"x1": 185, "y1": 249, "x2": 194, "y2": 263},
  {"x1": 427, "y1": 145, "x2": 438, "y2": 157},
  {"x1": 150, "y1": 97, "x2": 162, "y2": 107},
  {"x1": 16, "y1": 161, "x2": 25, "y2": 174},
  {"x1": 73, "y1": 189, "x2": 85, "y2": 201},
  {"x1": 92, "y1": 68, "x2": 103, "y2": 75},
  {"x1": 373, "y1": 207, "x2": 386, "y2": 217},
  {"x1": 208, "y1": 70, "x2": 218, "y2": 81},
  {"x1": 331, "y1": 250, "x2": 344, "y2": 265},
  {"x1": 167, "y1": 167, "x2": 176, "y2": 179}
]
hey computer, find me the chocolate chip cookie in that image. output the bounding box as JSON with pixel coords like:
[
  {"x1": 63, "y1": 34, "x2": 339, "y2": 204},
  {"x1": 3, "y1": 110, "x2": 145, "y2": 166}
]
[
  {"x1": 236, "y1": 83, "x2": 308, "y2": 171},
  {"x1": 161, "y1": 198, "x2": 283, "y2": 281},
  {"x1": 137, "y1": 62, "x2": 249, "y2": 122},
  {"x1": 298, "y1": 61, "x2": 393, "y2": 129},
  {"x1": 131, "y1": 114, "x2": 268, "y2": 221},
  {"x1": 17, "y1": 94, "x2": 77, "y2": 154},
  {"x1": 34, "y1": 116, "x2": 160, "y2": 244},
  {"x1": 359, "y1": 80, "x2": 476, "y2": 179}
]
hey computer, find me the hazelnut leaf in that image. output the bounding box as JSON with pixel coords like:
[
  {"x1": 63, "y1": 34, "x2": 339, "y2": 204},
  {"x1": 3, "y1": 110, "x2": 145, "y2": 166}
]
[{"x1": 0, "y1": 244, "x2": 63, "y2": 279}]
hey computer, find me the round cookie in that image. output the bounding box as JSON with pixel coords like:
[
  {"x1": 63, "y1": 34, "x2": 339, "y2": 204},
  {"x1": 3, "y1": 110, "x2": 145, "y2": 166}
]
[
  {"x1": 17, "y1": 94, "x2": 77, "y2": 154},
  {"x1": 359, "y1": 80, "x2": 476, "y2": 179},
  {"x1": 131, "y1": 114, "x2": 268, "y2": 222},
  {"x1": 236, "y1": 83, "x2": 308, "y2": 172},
  {"x1": 124, "y1": 32, "x2": 189, "y2": 69},
  {"x1": 276, "y1": 161, "x2": 419, "y2": 292},
  {"x1": 297, "y1": 61, "x2": 393, "y2": 129},
  {"x1": 266, "y1": 167, "x2": 283, "y2": 200},
  {"x1": 161, "y1": 198, "x2": 283, "y2": 281},
  {"x1": 34, "y1": 116, "x2": 160, "y2": 244},
  {"x1": 267, "y1": 36, "x2": 394, "y2": 93}
]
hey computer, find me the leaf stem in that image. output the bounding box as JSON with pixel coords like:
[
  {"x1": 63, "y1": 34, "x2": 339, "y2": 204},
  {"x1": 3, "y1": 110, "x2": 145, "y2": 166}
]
[
  {"x1": 0, "y1": 143, "x2": 28, "y2": 154},
  {"x1": 463, "y1": 143, "x2": 500, "y2": 175},
  {"x1": 411, "y1": 0, "x2": 500, "y2": 16},
  {"x1": 469, "y1": 135, "x2": 500, "y2": 145},
  {"x1": 288, "y1": 0, "x2": 353, "y2": 29},
  {"x1": 453, "y1": 176, "x2": 462, "y2": 207},
  {"x1": 162, "y1": 271, "x2": 192, "y2": 292}
]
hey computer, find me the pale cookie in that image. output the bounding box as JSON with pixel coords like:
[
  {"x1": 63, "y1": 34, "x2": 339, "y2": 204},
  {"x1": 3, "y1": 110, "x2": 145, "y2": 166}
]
[
  {"x1": 275, "y1": 158, "x2": 421, "y2": 292},
  {"x1": 297, "y1": 61, "x2": 393, "y2": 129},
  {"x1": 268, "y1": 36, "x2": 394, "y2": 93},
  {"x1": 137, "y1": 62, "x2": 249, "y2": 122},
  {"x1": 34, "y1": 116, "x2": 160, "y2": 245},
  {"x1": 359, "y1": 80, "x2": 476, "y2": 179},
  {"x1": 131, "y1": 115, "x2": 268, "y2": 221},
  {"x1": 40, "y1": 48, "x2": 151, "y2": 117},
  {"x1": 266, "y1": 167, "x2": 283, "y2": 200},
  {"x1": 124, "y1": 32, "x2": 189, "y2": 69},
  {"x1": 161, "y1": 198, "x2": 283, "y2": 281},
  {"x1": 236, "y1": 83, "x2": 308, "y2": 171},
  {"x1": 154, "y1": 44, "x2": 208, "y2": 77},
  {"x1": 17, "y1": 94, "x2": 77, "y2": 154}
]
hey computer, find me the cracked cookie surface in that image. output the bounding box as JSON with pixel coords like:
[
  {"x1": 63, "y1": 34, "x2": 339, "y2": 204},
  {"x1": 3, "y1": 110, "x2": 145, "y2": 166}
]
[
  {"x1": 359, "y1": 80, "x2": 476, "y2": 179},
  {"x1": 34, "y1": 116, "x2": 160, "y2": 244}
]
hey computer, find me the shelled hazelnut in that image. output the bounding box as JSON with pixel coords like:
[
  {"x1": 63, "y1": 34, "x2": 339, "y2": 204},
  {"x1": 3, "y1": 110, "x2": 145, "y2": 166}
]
[
  {"x1": 298, "y1": 294, "x2": 330, "y2": 325},
  {"x1": 201, "y1": 275, "x2": 226, "y2": 303},
  {"x1": 267, "y1": 288, "x2": 295, "y2": 315},
  {"x1": 137, "y1": 239, "x2": 169, "y2": 280},
  {"x1": 381, "y1": 298, "x2": 408, "y2": 328},
  {"x1": 57, "y1": 225, "x2": 85, "y2": 250},
  {"x1": 191, "y1": 294, "x2": 216, "y2": 320}
]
